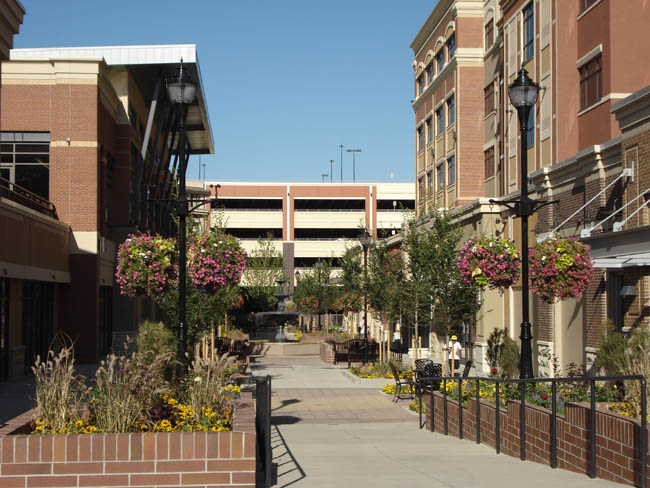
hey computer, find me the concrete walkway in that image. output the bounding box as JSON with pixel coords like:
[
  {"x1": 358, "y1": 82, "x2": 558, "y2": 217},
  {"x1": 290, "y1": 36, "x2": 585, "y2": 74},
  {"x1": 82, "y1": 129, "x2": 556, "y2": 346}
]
[{"x1": 250, "y1": 356, "x2": 618, "y2": 488}]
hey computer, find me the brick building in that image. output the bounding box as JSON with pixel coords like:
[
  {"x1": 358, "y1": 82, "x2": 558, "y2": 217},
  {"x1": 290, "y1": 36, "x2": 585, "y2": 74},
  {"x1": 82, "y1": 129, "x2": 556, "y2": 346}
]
[
  {"x1": 411, "y1": 0, "x2": 650, "y2": 373},
  {"x1": 0, "y1": 45, "x2": 213, "y2": 378}
]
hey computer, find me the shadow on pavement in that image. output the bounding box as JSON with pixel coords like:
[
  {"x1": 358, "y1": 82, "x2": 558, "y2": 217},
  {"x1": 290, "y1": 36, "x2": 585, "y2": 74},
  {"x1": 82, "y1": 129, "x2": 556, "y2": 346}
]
[
  {"x1": 271, "y1": 424, "x2": 306, "y2": 488},
  {"x1": 272, "y1": 415, "x2": 302, "y2": 425}
]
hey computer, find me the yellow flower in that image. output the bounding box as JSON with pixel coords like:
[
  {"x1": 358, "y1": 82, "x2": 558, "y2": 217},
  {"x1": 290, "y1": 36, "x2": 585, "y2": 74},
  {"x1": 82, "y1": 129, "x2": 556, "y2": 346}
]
[{"x1": 75, "y1": 420, "x2": 84, "y2": 427}]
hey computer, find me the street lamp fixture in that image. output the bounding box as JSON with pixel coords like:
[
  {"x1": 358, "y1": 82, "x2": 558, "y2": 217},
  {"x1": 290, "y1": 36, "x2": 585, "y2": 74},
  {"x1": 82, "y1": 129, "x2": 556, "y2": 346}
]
[
  {"x1": 347, "y1": 149, "x2": 362, "y2": 183},
  {"x1": 359, "y1": 228, "x2": 372, "y2": 365},
  {"x1": 166, "y1": 60, "x2": 197, "y2": 365},
  {"x1": 321, "y1": 173, "x2": 328, "y2": 183},
  {"x1": 489, "y1": 67, "x2": 557, "y2": 379}
]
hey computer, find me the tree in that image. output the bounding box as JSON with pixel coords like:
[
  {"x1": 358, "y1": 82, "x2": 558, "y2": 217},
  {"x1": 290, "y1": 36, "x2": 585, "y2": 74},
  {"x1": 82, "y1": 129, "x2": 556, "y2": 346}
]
[
  {"x1": 365, "y1": 241, "x2": 406, "y2": 329},
  {"x1": 293, "y1": 259, "x2": 336, "y2": 330},
  {"x1": 242, "y1": 234, "x2": 285, "y2": 311},
  {"x1": 402, "y1": 209, "x2": 479, "y2": 344}
]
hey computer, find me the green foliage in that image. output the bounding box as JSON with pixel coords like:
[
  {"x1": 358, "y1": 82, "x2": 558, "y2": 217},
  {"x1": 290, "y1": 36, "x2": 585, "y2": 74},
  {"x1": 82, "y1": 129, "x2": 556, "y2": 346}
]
[
  {"x1": 596, "y1": 319, "x2": 628, "y2": 376},
  {"x1": 366, "y1": 242, "x2": 405, "y2": 327},
  {"x1": 486, "y1": 328, "x2": 505, "y2": 369},
  {"x1": 620, "y1": 325, "x2": 650, "y2": 418},
  {"x1": 242, "y1": 234, "x2": 285, "y2": 311},
  {"x1": 402, "y1": 209, "x2": 480, "y2": 339},
  {"x1": 293, "y1": 259, "x2": 338, "y2": 317},
  {"x1": 339, "y1": 246, "x2": 363, "y2": 293},
  {"x1": 136, "y1": 320, "x2": 177, "y2": 359},
  {"x1": 498, "y1": 334, "x2": 520, "y2": 379}
]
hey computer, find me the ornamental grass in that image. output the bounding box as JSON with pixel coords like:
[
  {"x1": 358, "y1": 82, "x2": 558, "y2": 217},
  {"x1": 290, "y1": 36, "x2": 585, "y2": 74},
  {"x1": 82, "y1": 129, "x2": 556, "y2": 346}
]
[{"x1": 32, "y1": 324, "x2": 241, "y2": 435}]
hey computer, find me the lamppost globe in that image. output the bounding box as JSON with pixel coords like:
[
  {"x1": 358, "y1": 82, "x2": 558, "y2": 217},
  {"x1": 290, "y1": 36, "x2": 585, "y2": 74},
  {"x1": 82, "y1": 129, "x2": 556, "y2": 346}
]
[
  {"x1": 166, "y1": 60, "x2": 197, "y2": 105},
  {"x1": 508, "y1": 68, "x2": 539, "y2": 108}
]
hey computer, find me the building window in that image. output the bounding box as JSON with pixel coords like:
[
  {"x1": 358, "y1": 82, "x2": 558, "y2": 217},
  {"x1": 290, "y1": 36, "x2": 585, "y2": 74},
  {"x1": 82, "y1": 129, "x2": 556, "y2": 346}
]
[
  {"x1": 417, "y1": 75, "x2": 424, "y2": 96},
  {"x1": 436, "y1": 107, "x2": 444, "y2": 135},
  {"x1": 426, "y1": 117, "x2": 433, "y2": 144},
  {"x1": 448, "y1": 156, "x2": 455, "y2": 185},
  {"x1": 579, "y1": 0, "x2": 599, "y2": 13},
  {"x1": 418, "y1": 176, "x2": 425, "y2": 200},
  {"x1": 436, "y1": 50, "x2": 444, "y2": 74},
  {"x1": 426, "y1": 63, "x2": 434, "y2": 84},
  {"x1": 0, "y1": 132, "x2": 51, "y2": 200},
  {"x1": 447, "y1": 35, "x2": 455, "y2": 59},
  {"x1": 437, "y1": 164, "x2": 444, "y2": 189},
  {"x1": 447, "y1": 96, "x2": 455, "y2": 125},
  {"x1": 484, "y1": 82, "x2": 495, "y2": 115},
  {"x1": 417, "y1": 125, "x2": 425, "y2": 151},
  {"x1": 579, "y1": 54, "x2": 602, "y2": 110},
  {"x1": 527, "y1": 109, "x2": 535, "y2": 148},
  {"x1": 485, "y1": 19, "x2": 494, "y2": 49},
  {"x1": 484, "y1": 147, "x2": 495, "y2": 179},
  {"x1": 523, "y1": 3, "x2": 535, "y2": 62},
  {"x1": 427, "y1": 170, "x2": 434, "y2": 196}
]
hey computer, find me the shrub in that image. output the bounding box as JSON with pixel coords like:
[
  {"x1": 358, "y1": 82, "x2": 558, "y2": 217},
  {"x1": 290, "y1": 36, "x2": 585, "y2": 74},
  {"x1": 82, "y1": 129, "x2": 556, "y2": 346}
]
[
  {"x1": 486, "y1": 328, "x2": 505, "y2": 369},
  {"x1": 620, "y1": 326, "x2": 650, "y2": 419},
  {"x1": 596, "y1": 319, "x2": 627, "y2": 376},
  {"x1": 498, "y1": 334, "x2": 520, "y2": 379}
]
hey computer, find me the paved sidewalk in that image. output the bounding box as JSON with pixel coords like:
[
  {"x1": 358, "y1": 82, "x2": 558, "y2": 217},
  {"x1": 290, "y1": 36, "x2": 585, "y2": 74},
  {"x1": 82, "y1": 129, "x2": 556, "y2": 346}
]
[{"x1": 251, "y1": 356, "x2": 618, "y2": 488}]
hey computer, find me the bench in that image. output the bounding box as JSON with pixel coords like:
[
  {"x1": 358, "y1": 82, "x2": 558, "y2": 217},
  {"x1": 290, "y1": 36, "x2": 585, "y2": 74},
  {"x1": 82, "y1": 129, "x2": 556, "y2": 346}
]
[{"x1": 346, "y1": 339, "x2": 378, "y2": 367}]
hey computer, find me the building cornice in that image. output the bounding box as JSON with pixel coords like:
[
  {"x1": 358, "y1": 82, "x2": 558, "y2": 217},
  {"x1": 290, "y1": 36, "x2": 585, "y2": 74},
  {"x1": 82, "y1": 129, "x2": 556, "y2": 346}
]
[{"x1": 410, "y1": 0, "x2": 454, "y2": 55}]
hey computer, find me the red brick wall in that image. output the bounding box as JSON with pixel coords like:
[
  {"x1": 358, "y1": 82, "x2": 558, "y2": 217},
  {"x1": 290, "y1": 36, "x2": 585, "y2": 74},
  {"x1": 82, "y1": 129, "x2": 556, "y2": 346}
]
[
  {"x1": 425, "y1": 391, "x2": 649, "y2": 486},
  {"x1": 0, "y1": 393, "x2": 257, "y2": 488}
]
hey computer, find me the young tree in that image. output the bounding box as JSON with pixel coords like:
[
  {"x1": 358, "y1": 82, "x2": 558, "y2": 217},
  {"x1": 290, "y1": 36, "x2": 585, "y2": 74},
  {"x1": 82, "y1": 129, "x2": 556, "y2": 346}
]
[
  {"x1": 293, "y1": 260, "x2": 335, "y2": 330},
  {"x1": 242, "y1": 234, "x2": 285, "y2": 311}
]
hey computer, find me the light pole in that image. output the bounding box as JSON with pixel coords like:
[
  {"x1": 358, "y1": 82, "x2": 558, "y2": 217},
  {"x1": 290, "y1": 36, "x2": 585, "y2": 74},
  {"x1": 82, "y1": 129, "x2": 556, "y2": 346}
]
[
  {"x1": 321, "y1": 173, "x2": 328, "y2": 183},
  {"x1": 489, "y1": 67, "x2": 556, "y2": 379},
  {"x1": 347, "y1": 149, "x2": 361, "y2": 182},
  {"x1": 329, "y1": 160, "x2": 334, "y2": 183},
  {"x1": 339, "y1": 145, "x2": 344, "y2": 182},
  {"x1": 166, "y1": 60, "x2": 197, "y2": 364},
  {"x1": 360, "y1": 229, "x2": 372, "y2": 365}
]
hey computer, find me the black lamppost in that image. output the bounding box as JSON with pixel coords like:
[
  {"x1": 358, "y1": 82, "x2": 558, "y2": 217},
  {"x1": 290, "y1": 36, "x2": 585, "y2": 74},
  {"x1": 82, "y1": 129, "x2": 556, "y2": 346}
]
[
  {"x1": 360, "y1": 229, "x2": 372, "y2": 365},
  {"x1": 166, "y1": 61, "x2": 197, "y2": 364},
  {"x1": 329, "y1": 160, "x2": 334, "y2": 183},
  {"x1": 347, "y1": 149, "x2": 362, "y2": 183},
  {"x1": 339, "y1": 145, "x2": 344, "y2": 182},
  {"x1": 490, "y1": 68, "x2": 556, "y2": 379}
]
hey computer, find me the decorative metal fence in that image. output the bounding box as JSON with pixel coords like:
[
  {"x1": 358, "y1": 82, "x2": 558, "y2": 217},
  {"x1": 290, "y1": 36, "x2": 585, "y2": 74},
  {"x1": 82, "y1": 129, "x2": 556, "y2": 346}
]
[{"x1": 420, "y1": 374, "x2": 647, "y2": 485}]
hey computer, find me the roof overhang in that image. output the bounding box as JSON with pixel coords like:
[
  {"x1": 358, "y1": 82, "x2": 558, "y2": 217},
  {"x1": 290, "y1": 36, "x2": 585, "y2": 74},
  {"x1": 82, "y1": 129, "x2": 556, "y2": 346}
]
[
  {"x1": 10, "y1": 44, "x2": 214, "y2": 155},
  {"x1": 592, "y1": 252, "x2": 650, "y2": 269}
]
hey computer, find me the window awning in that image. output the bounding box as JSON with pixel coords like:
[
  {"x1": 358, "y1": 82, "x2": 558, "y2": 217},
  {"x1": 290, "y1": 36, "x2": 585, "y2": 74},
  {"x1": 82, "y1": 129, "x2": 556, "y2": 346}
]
[{"x1": 592, "y1": 251, "x2": 650, "y2": 268}]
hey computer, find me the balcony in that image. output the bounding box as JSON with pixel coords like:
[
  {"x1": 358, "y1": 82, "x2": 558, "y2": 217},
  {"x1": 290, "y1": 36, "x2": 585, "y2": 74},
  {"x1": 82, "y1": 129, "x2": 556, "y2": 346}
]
[{"x1": 0, "y1": 177, "x2": 57, "y2": 219}]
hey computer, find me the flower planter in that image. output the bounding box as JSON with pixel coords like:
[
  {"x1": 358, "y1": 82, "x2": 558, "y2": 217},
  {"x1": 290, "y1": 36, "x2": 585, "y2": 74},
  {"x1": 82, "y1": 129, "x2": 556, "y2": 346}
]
[
  {"x1": 0, "y1": 393, "x2": 256, "y2": 488},
  {"x1": 424, "y1": 391, "x2": 649, "y2": 487}
]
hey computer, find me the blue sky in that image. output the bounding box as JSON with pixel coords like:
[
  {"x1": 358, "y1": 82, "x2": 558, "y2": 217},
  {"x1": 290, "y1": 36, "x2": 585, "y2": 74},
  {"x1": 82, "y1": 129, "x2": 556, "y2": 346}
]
[{"x1": 16, "y1": 1, "x2": 437, "y2": 183}]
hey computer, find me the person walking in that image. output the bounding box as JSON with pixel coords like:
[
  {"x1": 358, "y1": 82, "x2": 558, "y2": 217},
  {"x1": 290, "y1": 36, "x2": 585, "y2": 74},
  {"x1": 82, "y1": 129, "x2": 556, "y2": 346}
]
[{"x1": 445, "y1": 335, "x2": 461, "y2": 376}]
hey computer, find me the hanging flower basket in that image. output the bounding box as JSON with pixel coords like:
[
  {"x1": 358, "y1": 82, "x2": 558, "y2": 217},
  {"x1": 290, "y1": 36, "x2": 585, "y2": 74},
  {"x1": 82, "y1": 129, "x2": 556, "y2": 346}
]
[
  {"x1": 187, "y1": 232, "x2": 247, "y2": 292},
  {"x1": 115, "y1": 234, "x2": 177, "y2": 299},
  {"x1": 529, "y1": 237, "x2": 593, "y2": 304},
  {"x1": 335, "y1": 292, "x2": 362, "y2": 312},
  {"x1": 458, "y1": 235, "x2": 521, "y2": 290}
]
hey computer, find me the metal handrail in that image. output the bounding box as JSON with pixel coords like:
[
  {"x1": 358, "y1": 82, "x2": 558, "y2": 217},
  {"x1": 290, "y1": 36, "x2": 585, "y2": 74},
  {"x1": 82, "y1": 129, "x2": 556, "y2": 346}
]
[
  {"x1": 0, "y1": 176, "x2": 58, "y2": 218},
  {"x1": 419, "y1": 374, "x2": 647, "y2": 484}
]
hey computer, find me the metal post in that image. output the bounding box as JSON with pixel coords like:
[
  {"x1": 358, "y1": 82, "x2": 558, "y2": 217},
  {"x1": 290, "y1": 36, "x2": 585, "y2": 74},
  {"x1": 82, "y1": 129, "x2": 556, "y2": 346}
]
[
  {"x1": 520, "y1": 382, "x2": 526, "y2": 460},
  {"x1": 641, "y1": 376, "x2": 647, "y2": 487},
  {"x1": 496, "y1": 381, "x2": 501, "y2": 454},
  {"x1": 517, "y1": 103, "x2": 534, "y2": 380},
  {"x1": 177, "y1": 103, "x2": 188, "y2": 364},
  {"x1": 551, "y1": 381, "x2": 557, "y2": 468},
  {"x1": 363, "y1": 243, "x2": 369, "y2": 365},
  {"x1": 589, "y1": 379, "x2": 596, "y2": 479},
  {"x1": 476, "y1": 378, "x2": 481, "y2": 444},
  {"x1": 339, "y1": 144, "x2": 344, "y2": 182}
]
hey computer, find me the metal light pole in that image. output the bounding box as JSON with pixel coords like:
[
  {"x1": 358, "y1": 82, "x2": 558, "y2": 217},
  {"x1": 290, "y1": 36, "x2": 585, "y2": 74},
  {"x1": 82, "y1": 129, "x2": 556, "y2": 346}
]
[
  {"x1": 347, "y1": 149, "x2": 361, "y2": 183},
  {"x1": 329, "y1": 160, "x2": 334, "y2": 183},
  {"x1": 339, "y1": 145, "x2": 344, "y2": 182},
  {"x1": 489, "y1": 68, "x2": 556, "y2": 379},
  {"x1": 321, "y1": 173, "x2": 328, "y2": 183},
  {"x1": 166, "y1": 61, "x2": 197, "y2": 364},
  {"x1": 360, "y1": 229, "x2": 372, "y2": 365}
]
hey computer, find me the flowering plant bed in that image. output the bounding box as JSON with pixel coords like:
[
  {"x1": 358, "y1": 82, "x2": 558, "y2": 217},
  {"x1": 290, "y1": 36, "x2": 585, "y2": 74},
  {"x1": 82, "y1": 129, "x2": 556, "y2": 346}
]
[
  {"x1": 350, "y1": 362, "x2": 412, "y2": 379},
  {"x1": 458, "y1": 236, "x2": 520, "y2": 290},
  {"x1": 115, "y1": 233, "x2": 177, "y2": 298},
  {"x1": 188, "y1": 232, "x2": 247, "y2": 292},
  {"x1": 529, "y1": 237, "x2": 593, "y2": 303}
]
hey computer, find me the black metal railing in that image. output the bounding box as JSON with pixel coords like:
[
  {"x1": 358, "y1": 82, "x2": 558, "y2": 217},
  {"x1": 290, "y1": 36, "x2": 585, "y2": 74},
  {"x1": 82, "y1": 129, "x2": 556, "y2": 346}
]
[
  {"x1": 419, "y1": 374, "x2": 647, "y2": 485},
  {"x1": 0, "y1": 177, "x2": 57, "y2": 218},
  {"x1": 255, "y1": 375, "x2": 272, "y2": 488}
]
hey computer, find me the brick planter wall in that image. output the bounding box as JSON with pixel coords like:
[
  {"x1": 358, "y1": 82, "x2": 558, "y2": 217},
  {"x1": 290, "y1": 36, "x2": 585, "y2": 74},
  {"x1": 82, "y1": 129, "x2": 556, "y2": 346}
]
[
  {"x1": 0, "y1": 393, "x2": 256, "y2": 488},
  {"x1": 319, "y1": 341, "x2": 335, "y2": 363},
  {"x1": 424, "y1": 391, "x2": 649, "y2": 487}
]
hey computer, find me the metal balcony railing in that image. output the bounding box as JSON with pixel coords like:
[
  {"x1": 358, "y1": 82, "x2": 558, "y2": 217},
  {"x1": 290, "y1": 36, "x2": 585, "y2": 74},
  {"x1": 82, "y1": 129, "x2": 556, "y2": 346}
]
[{"x1": 0, "y1": 177, "x2": 57, "y2": 219}]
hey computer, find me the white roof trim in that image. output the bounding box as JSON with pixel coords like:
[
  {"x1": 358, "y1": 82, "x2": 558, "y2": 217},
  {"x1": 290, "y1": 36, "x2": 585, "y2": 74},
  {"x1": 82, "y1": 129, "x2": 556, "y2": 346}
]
[
  {"x1": 10, "y1": 44, "x2": 197, "y2": 65},
  {"x1": 592, "y1": 251, "x2": 650, "y2": 269}
]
